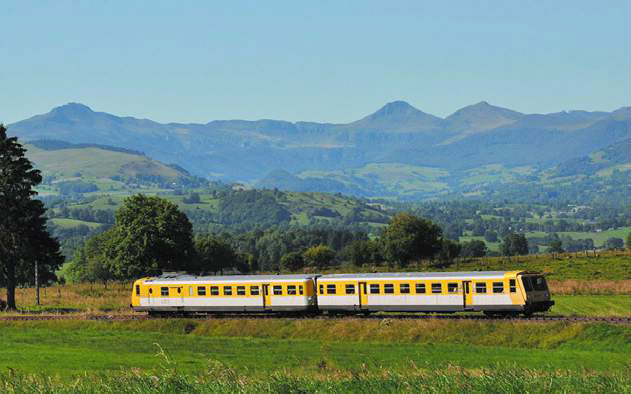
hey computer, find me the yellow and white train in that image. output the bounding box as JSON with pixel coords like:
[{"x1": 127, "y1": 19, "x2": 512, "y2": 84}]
[{"x1": 131, "y1": 270, "x2": 553, "y2": 316}]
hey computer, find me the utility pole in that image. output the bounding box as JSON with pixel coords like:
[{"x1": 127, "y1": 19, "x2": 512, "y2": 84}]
[{"x1": 35, "y1": 260, "x2": 40, "y2": 306}]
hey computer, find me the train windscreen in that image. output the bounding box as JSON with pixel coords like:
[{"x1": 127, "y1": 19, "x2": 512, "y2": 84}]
[{"x1": 532, "y1": 276, "x2": 548, "y2": 291}]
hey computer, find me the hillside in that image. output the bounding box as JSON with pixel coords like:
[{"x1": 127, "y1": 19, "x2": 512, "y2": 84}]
[
  {"x1": 8, "y1": 101, "x2": 631, "y2": 200},
  {"x1": 26, "y1": 140, "x2": 187, "y2": 180}
]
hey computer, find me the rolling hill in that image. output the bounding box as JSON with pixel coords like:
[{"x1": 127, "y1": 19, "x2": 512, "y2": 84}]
[{"x1": 25, "y1": 139, "x2": 188, "y2": 180}]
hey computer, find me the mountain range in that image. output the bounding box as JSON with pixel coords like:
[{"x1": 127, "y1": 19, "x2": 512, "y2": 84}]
[{"x1": 7, "y1": 100, "x2": 631, "y2": 199}]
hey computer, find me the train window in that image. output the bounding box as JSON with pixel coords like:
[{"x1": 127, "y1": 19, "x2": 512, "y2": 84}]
[
  {"x1": 415, "y1": 283, "x2": 426, "y2": 294},
  {"x1": 189, "y1": 287, "x2": 193, "y2": 296},
  {"x1": 250, "y1": 286, "x2": 259, "y2": 296},
  {"x1": 475, "y1": 282, "x2": 487, "y2": 293},
  {"x1": 197, "y1": 286, "x2": 206, "y2": 296},
  {"x1": 177, "y1": 288, "x2": 181, "y2": 294},
  {"x1": 447, "y1": 283, "x2": 458, "y2": 293},
  {"x1": 370, "y1": 284, "x2": 380, "y2": 294},
  {"x1": 224, "y1": 286, "x2": 233, "y2": 296},
  {"x1": 533, "y1": 277, "x2": 548, "y2": 291},
  {"x1": 210, "y1": 286, "x2": 219, "y2": 296},
  {"x1": 400, "y1": 283, "x2": 410, "y2": 294},
  {"x1": 431, "y1": 283, "x2": 442, "y2": 294},
  {"x1": 273, "y1": 285, "x2": 282, "y2": 295},
  {"x1": 161, "y1": 287, "x2": 169, "y2": 296},
  {"x1": 299, "y1": 285, "x2": 304, "y2": 295},
  {"x1": 135, "y1": 285, "x2": 140, "y2": 296},
  {"x1": 493, "y1": 282, "x2": 504, "y2": 293},
  {"x1": 384, "y1": 284, "x2": 394, "y2": 294},
  {"x1": 327, "y1": 284, "x2": 337, "y2": 294},
  {"x1": 287, "y1": 285, "x2": 297, "y2": 295},
  {"x1": 345, "y1": 284, "x2": 355, "y2": 294},
  {"x1": 509, "y1": 279, "x2": 517, "y2": 293},
  {"x1": 522, "y1": 277, "x2": 533, "y2": 292},
  {"x1": 237, "y1": 286, "x2": 246, "y2": 296},
  {"x1": 149, "y1": 288, "x2": 153, "y2": 294},
  {"x1": 319, "y1": 284, "x2": 324, "y2": 294}
]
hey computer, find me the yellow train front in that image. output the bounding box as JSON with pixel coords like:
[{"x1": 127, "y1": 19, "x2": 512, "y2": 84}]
[
  {"x1": 131, "y1": 271, "x2": 553, "y2": 317},
  {"x1": 316, "y1": 271, "x2": 553, "y2": 316},
  {"x1": 131, "y1": 274, "x2": 317, "y2": 314}
]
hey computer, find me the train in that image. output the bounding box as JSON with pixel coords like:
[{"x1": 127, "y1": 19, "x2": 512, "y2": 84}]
[{"x1": 131, "y1": 270, "x2": 554, "y2": 317}]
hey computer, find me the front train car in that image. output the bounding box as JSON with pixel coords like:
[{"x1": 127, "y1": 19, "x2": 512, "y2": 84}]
[
  {"x1": 316, "y1": 271, "x2": 554, "y2": 316},
  {"x1": 131, "y1": 273, "x2": 318, "y2": 314}
]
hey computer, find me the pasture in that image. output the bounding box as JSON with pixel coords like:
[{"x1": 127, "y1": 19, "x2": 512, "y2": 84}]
[{"x1": 1, "y1": 319, "x2": 631, "y2": 392}]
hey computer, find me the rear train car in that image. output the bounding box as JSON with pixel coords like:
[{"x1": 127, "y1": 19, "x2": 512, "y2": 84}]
[
  {"x1": 316, "y1": 271, "x2": 553, "y2": 316},
  {"x1": 131, "y1": 274, "x2": 317, "y2": 314}
]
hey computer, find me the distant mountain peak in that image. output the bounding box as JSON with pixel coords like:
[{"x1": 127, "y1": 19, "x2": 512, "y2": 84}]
[
  {"x1": 445, "y1": 101, "x2": 523, "y2": 133},
  {"x1": 371, "y1": 100, "x2": 421, "y2": 117},
  {"x1": 51, "y1": 102, "x2": 94, "y2": 114},
  {"x1": 349, "y1": 100, "x2": 444, "y2": 132}
]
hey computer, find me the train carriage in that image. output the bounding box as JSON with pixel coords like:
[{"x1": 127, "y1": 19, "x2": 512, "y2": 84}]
[
  {"x1": 131, "y1": 270, "x2": 553, "y2": 316},
  {"x1": 131, "y1": 274, "x2": 317, "y2": 314},
  {"x1": 316, "y1": 271, "x2": 553, "y2": 316}
]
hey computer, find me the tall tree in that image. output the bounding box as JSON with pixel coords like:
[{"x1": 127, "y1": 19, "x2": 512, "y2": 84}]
[
  {"x1": 195, "y1": 235, "x2": 237, "y2": 274},
  {"x1": 303, "y1": 244, "x2": 336, "y2": 268},
  {"x1": 0, "y1": 125, "x2": 63, "y2": 310},
  {"x1": 460, "y1": 240, "x2": 487, "y2": 258},
  {"x1": 104, "y1": 194, "x2": 196, "y2": 279},
  {"x1": 501, "y1": 233, "x2": 529, "y2": 257},
  {"x1": 381, "y1": 213, "x2": 443, "y2": 266}
]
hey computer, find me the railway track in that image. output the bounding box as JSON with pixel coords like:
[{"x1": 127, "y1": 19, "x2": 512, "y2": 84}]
[{"x1": 2, "y1": 312, "x2": 631, "y2": 324}]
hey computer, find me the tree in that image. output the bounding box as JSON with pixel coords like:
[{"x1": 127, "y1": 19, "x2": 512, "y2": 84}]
[
  {"x1": 183, "y1": 192, "x2": 201, "y2": 204},
  {"x1": 341, "y1": 239, "x2": 383, "y2": 267},
  {"x1": 0, "y1": 125, "x2": 63, "y2": 310},
  {"x1": 484, "y1": 230, "x2": 498, "y2": 243},
  {"x1": 627, "y1": 232, "x2": 631, "y2": 251},
  {"x1": 460, "y1": 240, "x2": 487, "y2": 258},
  {"x1": 438, "y1": 239, "x2": 462, "y2": 265},
  {"x1": 65, "y1": 230, "x2": 116, "y2": 284},
  {"x1": 104, "y1": 194, "x2": 196, "y2": 279},
  {"x1": 303, "y1": 244, "x2": 336, "y2": 268},
  {"x1": 501, "y1": 233, "x2": 529, "y2": 257},
  {"x1": 195, "y1": 235, "x2": 237, "y2": 274},
  {"x1": 280, "y1": 251, "x2": 304, "y2": 271},
  {"x1": 604, "y1": 237, "x2": 624, "y2": 250},
  {"x1": 549, "y1": 239, "x2": 564, "y2": 254},
  {"x1": 381, "y1": 213, "x2": 443, "y2": 266}
]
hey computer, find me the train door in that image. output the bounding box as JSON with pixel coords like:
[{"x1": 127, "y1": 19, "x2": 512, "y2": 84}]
[
  {"x1": 262, "y1": 284, "x2": 271, "y2": 309},
  {"x1": 358, "y1": 282, "x2": 368, "y2": 309},
  {"x1": 172, "y1": 286, "x2": 184, "y2": 307},
  {"x1": 462, "y1": 281, "x2": 472, "y2": 309}
]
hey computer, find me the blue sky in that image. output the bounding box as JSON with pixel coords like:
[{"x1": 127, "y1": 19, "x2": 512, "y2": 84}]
[{"x1": 2, "y1": 1, "x2": 630, "y2": 124}]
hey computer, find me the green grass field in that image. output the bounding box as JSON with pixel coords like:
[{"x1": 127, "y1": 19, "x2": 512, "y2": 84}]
[
  {"x1": 551, "y1": 295, "x2": 631, "y2": 316},
  {"x1": 3, "y1": 318, "x2": 631, "y2": 391},
  {"x1": 2, "y1": 319, "x2": 631, "y2": 378},
  {"x1": 50, "y1": 218, "x2": 104, "y2": 229},
  {"x1": 443, "y1": 251, "x2": 631, "y2": 280}
]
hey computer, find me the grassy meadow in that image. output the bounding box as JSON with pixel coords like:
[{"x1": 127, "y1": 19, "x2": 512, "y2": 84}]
[{"x1": 2, "y1": 319, "x2": 631, "y2": 392}]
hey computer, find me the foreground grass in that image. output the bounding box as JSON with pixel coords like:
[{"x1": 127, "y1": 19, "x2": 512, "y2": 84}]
[
  {"x1": 2, "y1": 319, "x2": 631, "y2": 379},
  {"x1": 4, "y1": 368, "x2": 631, "y2": 393}
]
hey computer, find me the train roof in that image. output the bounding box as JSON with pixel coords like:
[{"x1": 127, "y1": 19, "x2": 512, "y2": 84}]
[
  {"x1": 143, "y1": 273, "x2": 317, "y2": 284},
  {"x1": 319, "y1": 271, "x2": 522, "y2": 281}
]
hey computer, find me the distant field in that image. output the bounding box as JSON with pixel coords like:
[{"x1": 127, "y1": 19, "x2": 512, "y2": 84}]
[
  {"x1": 445, "y1": 251, "x2": 631, "y2": 280},
  {"x1": 555, "y1": 227, "x2": 631, "y2": 246},
  {"x1": 50, "y1": 218, "x2": 103, "y2": 229}
]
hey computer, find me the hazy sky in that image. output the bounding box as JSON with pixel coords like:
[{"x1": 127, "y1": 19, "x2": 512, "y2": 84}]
[{"x1": 2, "y1": 1, "x2": 630, "y2": 124}]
